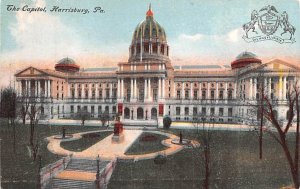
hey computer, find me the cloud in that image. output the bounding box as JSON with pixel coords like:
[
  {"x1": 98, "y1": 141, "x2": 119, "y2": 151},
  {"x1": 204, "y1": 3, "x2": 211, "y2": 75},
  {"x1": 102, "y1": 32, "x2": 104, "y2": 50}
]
[
  {"x1": 178, "y1": 33, "x2": 204, "y2": 42},
  {"x1": 6, "y1": 1, "x2": 83, "y2": 61},
  {"x1": 226, "y1": 28, "x2": 244, "y2": 42}
]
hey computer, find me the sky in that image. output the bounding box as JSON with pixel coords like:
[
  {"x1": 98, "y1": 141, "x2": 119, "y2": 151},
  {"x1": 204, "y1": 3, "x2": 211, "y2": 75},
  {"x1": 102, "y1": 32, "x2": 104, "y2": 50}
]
[{"x1": 0, "y1": 0, "x2": 300, "y2": 87}]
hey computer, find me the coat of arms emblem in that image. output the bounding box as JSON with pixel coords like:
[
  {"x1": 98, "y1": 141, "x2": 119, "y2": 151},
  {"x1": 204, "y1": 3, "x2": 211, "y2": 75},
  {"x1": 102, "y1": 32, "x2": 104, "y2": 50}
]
[{"x1": 242, "y1": 5, "x2": 296, "y2": 43}]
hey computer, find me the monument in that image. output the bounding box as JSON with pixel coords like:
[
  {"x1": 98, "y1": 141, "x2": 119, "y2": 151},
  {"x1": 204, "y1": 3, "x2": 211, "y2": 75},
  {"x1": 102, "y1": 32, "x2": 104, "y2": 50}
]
[{"x1": 112, "y1": 116, "x2": 124, "y2": 143}]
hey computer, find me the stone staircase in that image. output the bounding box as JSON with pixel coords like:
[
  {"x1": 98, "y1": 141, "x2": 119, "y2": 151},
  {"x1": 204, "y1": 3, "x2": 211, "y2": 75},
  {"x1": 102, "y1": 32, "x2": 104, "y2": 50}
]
[
  {"x1": 47, "y1": 158, "x2": 110, "y2": 189},
  {"x1": 49, "y1": 178, "x2": 94, "y2": 189}
]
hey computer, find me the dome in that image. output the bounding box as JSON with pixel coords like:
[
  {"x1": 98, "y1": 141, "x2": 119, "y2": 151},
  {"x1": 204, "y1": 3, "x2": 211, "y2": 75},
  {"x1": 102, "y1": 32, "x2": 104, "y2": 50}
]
[
  {"x1": 55, "y1": 57, "x2": 80, "y2": 73},
  {"x1": 231, "y1": 52, "x2": 262, "y2": 69},
  {"x1": 129, "y1": 4, "x2": 169, "y2": 62}
]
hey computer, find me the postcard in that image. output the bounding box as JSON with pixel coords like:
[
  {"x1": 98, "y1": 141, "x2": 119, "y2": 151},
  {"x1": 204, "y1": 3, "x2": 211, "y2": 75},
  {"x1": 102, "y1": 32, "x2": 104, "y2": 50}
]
[{"x1": 1, "y1": 0, "x2": 300, "y2": 188}]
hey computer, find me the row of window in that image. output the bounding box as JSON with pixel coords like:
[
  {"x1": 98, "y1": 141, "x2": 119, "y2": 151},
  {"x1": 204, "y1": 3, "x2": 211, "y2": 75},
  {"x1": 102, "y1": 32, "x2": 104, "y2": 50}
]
[
  {"x1": 176, "y1": 90, "x2": 233, "y2": 100},
  {"x1": 175, "y1": 107, "x2": 233, "y2": 117}
]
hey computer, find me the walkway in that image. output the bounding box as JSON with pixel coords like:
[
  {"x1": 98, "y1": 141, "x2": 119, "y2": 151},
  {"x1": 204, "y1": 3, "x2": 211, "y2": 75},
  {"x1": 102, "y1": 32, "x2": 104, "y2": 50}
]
[{"x1": 47, "y1": 130, "x2": 195, "y2": 161}]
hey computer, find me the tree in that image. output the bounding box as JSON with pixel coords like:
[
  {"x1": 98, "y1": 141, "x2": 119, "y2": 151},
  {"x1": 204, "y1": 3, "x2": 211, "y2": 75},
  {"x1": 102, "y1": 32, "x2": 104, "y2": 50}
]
[
  {"x1": 163, "y1": 116, "x2": 172, "y2": 129},
  {"x1": 261, "y1": 81, "x2": 300, "y2": 188},
  {"x1": 99, "y1": 110, "x2": 110, "y2": 127},
  {"x1": 0, "y1": 87, "x2": 18, "y2": 153},
  {"x1": 193, "y1": 113, "x2": 214, "y2": 189},
  {"x1": 76, "y1": 109, "x2": 91, "y2": 126},
  {"x1": 17, "y1": 91, "x2": 31, "y2": 125},
  {"x1": 0, "y1": 87, "x2": 17, "y2": 125}
]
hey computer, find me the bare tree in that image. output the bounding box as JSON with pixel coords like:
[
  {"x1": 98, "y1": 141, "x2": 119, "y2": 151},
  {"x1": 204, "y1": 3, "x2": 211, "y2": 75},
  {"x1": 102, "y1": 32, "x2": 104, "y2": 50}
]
[
  {"x1": 262, "y1": 81, "x2": 300, "y2": 188},
  {"x1": 193, "y1": 113, "x2": 214, "y2": 189},
  {"x1": 17, "y1": 91, "x2": 31, "y2": 125}
]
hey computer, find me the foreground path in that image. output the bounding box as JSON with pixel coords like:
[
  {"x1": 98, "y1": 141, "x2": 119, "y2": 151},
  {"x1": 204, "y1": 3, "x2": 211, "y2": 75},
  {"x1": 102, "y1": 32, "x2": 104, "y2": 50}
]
[
  {"x1": 76, "y1": 130, "x2": 142, "y2": 159},
  {"x1": 47, "y1": 129, "x2": 196, "y2": 161}
]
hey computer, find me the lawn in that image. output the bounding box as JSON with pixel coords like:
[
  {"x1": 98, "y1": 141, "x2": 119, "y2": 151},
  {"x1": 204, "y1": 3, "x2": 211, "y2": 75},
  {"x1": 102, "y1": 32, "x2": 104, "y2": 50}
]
[
  {"x1": 0, "y1": 120, "x2": 101, "y2": 189},
  {"x1": 61, "y1": 131, "x2": 113, "y2": 152},
  {"x1": 125, "y1": 132, "x2": 169, "y2": 155},
  {"x1": 108, "y1": 129, "x2": 295, "y2": 189}
]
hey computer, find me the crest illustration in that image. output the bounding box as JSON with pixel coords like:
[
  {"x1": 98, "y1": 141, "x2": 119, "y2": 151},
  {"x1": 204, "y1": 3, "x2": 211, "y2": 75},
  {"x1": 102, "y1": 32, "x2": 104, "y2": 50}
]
[{"x1": 242, "y1": 5, "x2": 296, "y2": 43}]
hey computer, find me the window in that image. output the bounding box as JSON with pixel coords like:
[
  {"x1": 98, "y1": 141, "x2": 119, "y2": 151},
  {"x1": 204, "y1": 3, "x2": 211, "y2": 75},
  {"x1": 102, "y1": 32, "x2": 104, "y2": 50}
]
[
  {"x1": 211, "y1": 90, "x2": 215, "y2": 99},
  {"x1": 228, "y1": 90, "x2": 233, "y2": 99},
  {"x1": 185, "y1": 90, "x2": 189, "y2": 99},
  {"x1": 78, "y1": 91, "x2": 82, "y2": 98},
  {"x1": 228, "y1": 108, "x2": 233, "y2": 117},
  {"x1": 202, "y1": 90, "x2": 206, "y2": 99},
  {"x1": 201, "y1": 107, "x2": 206, "y2": 116},
  {"x1": 185, "y1": 107, "x2": 189, "y2": 116},
  {"x1": 194, "y1": 90, "x2": 198, "y2": 99},
  {"x1": 219, "y1": 108, "x2": 224, "y2": 116},
  {"x1": 176, "y1": 107, "x2": 180, "y2": 115},
  {"x1": 210, "y1": 108, "x2": 215, "y2": 116},
  {"x1": 219, "y1": 90, "x2": 224, "y2": 99},
  {"x1": 106, "y1": 89, "x2": 110, "y2": 98},
  {"x1": 99, "y1": 90, "x2": 103, "y2": 99},
  {"x1": 193, "y1": 107, "x2": 197, "y2": 116},
  {"x1": 91, "y1": 106, "x2": 95, "y2": 117},
  {"x1": 92, "y1": 90, "x2": 95, "y2": 99},
  {"x1": 113, "y1": 106, "x2": 116, "y2": 113},
  {"x1": 177, "y1": 90, "x2": 181, "y2": 99},
  {"x1": 41, "y1": 106, "x2": 44, "y2": 115},
  {"x1": 85, "y1": 90, "x2": 88, "y2": 99},
  {"x1": 71, "y1": 90, "x2": 75, "y2": 99},
  {"x1": 77, "y1": 106, "x2": 81, "y2": 112},
  {"x1": 70, "y1": 105, "x2": 74, "y2": 113}
]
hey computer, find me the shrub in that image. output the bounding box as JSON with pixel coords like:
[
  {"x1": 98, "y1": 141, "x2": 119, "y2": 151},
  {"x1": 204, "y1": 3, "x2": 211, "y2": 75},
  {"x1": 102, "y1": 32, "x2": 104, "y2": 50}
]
[{"x1": 163, "y1": 116, "x2": 172, "y2": 129}]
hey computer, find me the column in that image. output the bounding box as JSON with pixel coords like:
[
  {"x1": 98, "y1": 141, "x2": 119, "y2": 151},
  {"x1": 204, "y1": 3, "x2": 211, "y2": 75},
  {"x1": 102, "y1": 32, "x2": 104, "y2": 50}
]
[
  {"x1": 34, "y1": 80, "x2": 37, "y2": 97},
  {"x1": 95, "y1": 83, "x2": 98, "y2": 99},
  {"x1": 121, "y1": 79, "x2": 124, "y2": 99},
  {"x1": 283, "y1": 76, "x2": 286, "y2": 100},
  {"x1": 148, "y1": 78, "x2": 151, "y2": 100},
  {"x1": 45, "y1": 80, "x2": 47, "y2": 97},
  {"x1": 216, "y1": 82, "x2": 219, "y2": 100},
  {"x1": 68, "y1": 83, "x2": 71, "y2": 98},
  {"x1": 162, "y1": 78, "x2": 165, "y2": 99},
  {"x1": 28, "y1": 80, "x2": 31, "y2": 96},
  {"x1": 181, "y1": 82, "x2": 184, "y2": 99},
  {"x1": 225, "y1": 82, "x2": 228, "y2": 99},
  {"x1": 81, "y1": 84, "x2": 84, "y2": 99},
  {"x1": 25, "y1": 80, "x2": 28, "y2": 95},
  {"x1": 38, "y1": 80, "x2": 41, "y2": 97},
  {"x1": 279, "y1": 76, "x2": 282, "y2": 100},
  {"x1": 253, "y1": 79, "x2": 257, "y2": 100},
  {"x1": 75, "y1": 83, "x2": 78, "y2": 98},
  {"x1": 199, "y1": 82, "x2": 202, "y2": 99},
  {"x1": 234, "y1": 82, "x2": 237, "y2": 98},
  {"x1": 110, "y1": 83, "x2": 113, "y2": 99},
  {"x1": 144, "y1": 78, "x2": 148, "y2": 101},
  {"x1": 172, "y1": 80, "x2": 176, "y2": 98},
  {"x1": 207, "y1": 82, "x2": 210, "y2": 99},
  {"x1": 249, "y1": 78, "x2": 253, "y2": 99},
  {"x1": 134, "y1": 78, "x2": 137, "y2": 99},
  {"x1": 158, "y1": 78, "x2": 161, "y2": 98},
  {"x1": 190, "y1": 82, "x2": 193, "y2": 99},
  {"x1": 48, "y1": 80, "x2": 51, "y2": 98},
  {"x1": 268, "y1": 77, "x2": 272, "y2": 99},
  {"x1": 117, "y1": 79, "x2": 120, "y2": 99},
  {"x1": 89, "y1": 83, "x2": 92, "y2": 99},
  {"x1": 130, "y1": 79, "x2": 134, "y2": 100}
]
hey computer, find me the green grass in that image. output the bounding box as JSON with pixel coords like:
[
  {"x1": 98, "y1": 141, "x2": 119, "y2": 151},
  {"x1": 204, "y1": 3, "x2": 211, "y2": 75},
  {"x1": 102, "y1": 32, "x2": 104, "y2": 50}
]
[
  {"x1": 61, "y1": 131, "x2": 113, "y2": 152},
  {"x1": 125, "y1": 132, "x2": 169, "y2": 155},
  {"x1": 108, "y1": 129, "x2": 295, "y2": 189},
  {"x1": 0, "y1": 120, "x2": 101, "y2": 189}
]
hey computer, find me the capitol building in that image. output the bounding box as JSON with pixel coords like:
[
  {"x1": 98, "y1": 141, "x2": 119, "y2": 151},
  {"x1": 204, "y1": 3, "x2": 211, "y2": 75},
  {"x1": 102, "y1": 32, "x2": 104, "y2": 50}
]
[{"x1": 15, "y1": 6, "x2": 300, "y2": 127}]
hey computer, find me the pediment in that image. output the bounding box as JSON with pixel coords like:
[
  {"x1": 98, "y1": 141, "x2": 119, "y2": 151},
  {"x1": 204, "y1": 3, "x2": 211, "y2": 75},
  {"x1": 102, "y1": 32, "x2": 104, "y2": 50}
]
[
  {"x1": 15, "y1": 67, "x2": 48, "y2": 77},
  {"x1": 261, "y1": 59, "x2": 300, "y2": 71}
]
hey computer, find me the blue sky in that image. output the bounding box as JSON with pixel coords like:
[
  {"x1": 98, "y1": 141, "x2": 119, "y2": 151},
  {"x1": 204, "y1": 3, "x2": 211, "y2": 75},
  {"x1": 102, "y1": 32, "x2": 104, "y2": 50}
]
[{"x1": 0, "y1": 0, "x2": 300, "y2": 86}]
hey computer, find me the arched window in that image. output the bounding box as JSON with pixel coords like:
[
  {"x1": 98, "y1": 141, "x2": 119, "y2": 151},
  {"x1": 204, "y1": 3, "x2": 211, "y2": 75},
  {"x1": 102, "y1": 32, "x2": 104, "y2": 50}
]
[{"x1": 161, "y1": 44, "x2": 165, "y2": 55}]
